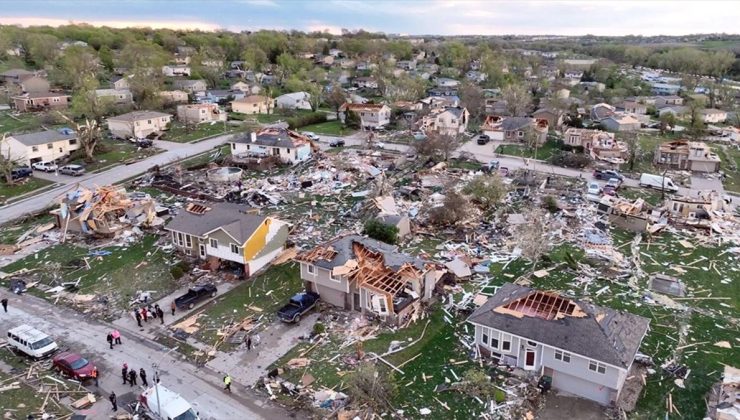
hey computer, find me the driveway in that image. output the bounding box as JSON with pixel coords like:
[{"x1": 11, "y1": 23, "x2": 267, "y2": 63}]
[
  {"x1": 0, "y1": 292, "x2": 290, "y2": 420},
  {"x1": 537, "y1": 393, "x2": 606, "y2": 420}
]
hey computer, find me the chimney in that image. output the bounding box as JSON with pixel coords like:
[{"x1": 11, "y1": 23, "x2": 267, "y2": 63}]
[{"x1": 250, "y1": 132, "x2": 256, "y2": 142}]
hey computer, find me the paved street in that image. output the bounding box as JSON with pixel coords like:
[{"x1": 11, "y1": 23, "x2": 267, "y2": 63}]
[{"x1": 0, "y1": 293, "x2": 289, "y2": 420}]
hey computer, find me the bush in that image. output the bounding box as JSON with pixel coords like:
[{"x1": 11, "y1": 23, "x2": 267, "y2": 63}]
[
  {"x1": 170, "y1": 261, "x2": 191, "y2": 279},
  {"x1": 550, "y1": 151, "x2": 591, "y2": 169},
  {"x1": 286, "y1": 112, "x2": 327, "y2": 129},
  {"x1": 363, "y1": 219, "x2": 399, "y2": 245},
  {"x1": 313, "y1": 322, "x2": 325, "y2": 335},
  {"x1": 543, "y1": 195, "x2": 559, "y2": 213}
]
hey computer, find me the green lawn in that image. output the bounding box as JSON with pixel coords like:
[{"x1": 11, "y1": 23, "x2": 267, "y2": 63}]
[
  {"x1": 164, "y1": 122, "x2": 234, "y2": 143},
  {"x1": 0, "y1": 234, "x2": 180, "y2": 314},
  {"x1": 0, "y1": 371, "x2": 72, "y2": 418},
  {"x1": 193, "y1": 263, "x2": 304, "y2": 348},
  {"x1": 256, "y1": 113, "x2": 288, "y2": 124},
  {"x1": 618, "y1": 186, "x2": 666, "y2": 206},
  {"x1": 69, "y1": 140, "x2": 161, "y2": 172},
  {"x1": 715, "y1": 144, "x2": 740, "y2": 194},
  {"x1": 495, "y1": 140, "x2": 560, "y2": 160},
  {"x1": 0, "y1": 112, "x2": 42, "y2": 133},
  {"x1": 0, "y1": 213, "x2": 55, "y2": 245},
  {"x1": 0, "y1": 177, "x2": 54, "y2": 204},
  {"x1": 301, "y1": 120, "x2": 354, "y2": 136},
  {"x1": 181, "y1": 144, "x2": 231, "y2": 169}
]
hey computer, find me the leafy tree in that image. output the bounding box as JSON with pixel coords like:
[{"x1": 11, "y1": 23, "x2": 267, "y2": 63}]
[
  {"x1": 514, "y1": 208, "x2": 551, "y2": 269},
  {"x1": 58, "y1": 113, "x2": 102, "y2": 163},
  {"x1": 23, "y1": 33, "x2": 59, "y2": 66},
  {"x1": 119, "y1": 40, "x2": 168, "y2": 71},
  {"x1": 241, "y1": 47, "x2": 268, "y2": 70},
  {"x1": 363, "y1": 219, "x2": 398, "y2": 245},
  {"x1": 325, "y1": 84, "x2": 347, "y2": 118},
  {"x1": 658, "y1": 112, "x2": 676, "y2": 135},
  {"x1": 54, "y1": 45, "x2": 100, "y2": 90},
  {"x1": 460, "y1": 369, "x2": 501, "y2": 402},
  {"x1": 344, "y1": 109, "x2": 361, "y2": 129},
  {"x1": 686, "y1": 97, "x2": 706, "y2": 140},
  {"x1": 459, "y1": 82, "x2": 485, "y2": 121},
  {"x1": 70, "y1": 75, "x2": 115, "y2": 121},
  {"x1": 462, "y1": 174, "x2": 506, "y2": 211},
  {"x1": 502, "y1": 84, "x2": 531, "y2": 117},
  {"x1": 439, "y1": 41, "x2": 470, "y2": 69},
  {"x1": 429, "y1": 190, "x2": 469, "y2": 227},
  {"x1": 98, "y1": 45, "x2": 115, "y2": 71}
]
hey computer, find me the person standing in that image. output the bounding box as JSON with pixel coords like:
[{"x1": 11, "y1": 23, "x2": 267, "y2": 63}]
[
  {"x1": 170, "y1": 301, "x2": 176, "y2": 316},
  {"x1": 247, "y1": 336, "x2": 252, "y2": 351},
  {"x1": 156, "y1": 305, "x2": 165, "y2": 325},
  {"x1": 92, "y1": 366, "x2": 99, "y2": 387},
  {"x1": 113, "y1": 330, "x2": 122, "y2": 345},
  {"x1": 134, "y1": 310, "x2": 142, "y2": 328},
  {"x1": 1, "y1": 297, "x2": 7, "y2": 313},
  {"x1": 128, "y1": 369, "x2": 137, "y2": 387},
  {"x1": 109, "y1": 391, "x2": 117, "y2": 412},
  {"x1": 107, "y1": 333, "x2": 114, "y2": 349},
  {"x1": 121, "y1": 364, "x2": 128, "y2": 385},
  {"x1": 141, "y1": 307, "x2": 149, "y2": 323},
  {"x1": 140, "y1": 368, "x2": 148, "y2": 387},
  {"x1": 223, "y1": 374, "x2": 232, "y2": 393}
]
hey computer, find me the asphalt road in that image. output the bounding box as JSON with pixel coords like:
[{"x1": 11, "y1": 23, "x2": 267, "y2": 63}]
[{"x1": 0, "y1": 293, "x2": 289, "y2": 420}]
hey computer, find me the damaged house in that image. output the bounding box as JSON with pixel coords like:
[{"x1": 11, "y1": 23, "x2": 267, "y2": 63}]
[
  {"x1": 654, "y1": 141, "x2": 721, "y2": 173},
  {"x1": 295, "y1": 235, "x2": 436, "y2": 325},
  {"x1": 229, "y1": 128, "x2": 312, "y2": 165},
  {"x1": 165, "y1": 202, "x2": 289, "y2": 277},
  {"x1": 480, "y1": 116, "x2": 548, "y2": 145},
  {"x1": 468, "y1": 283, "x2": 649, "y2": 406},
  {"x1": 563, "y1": 127, "x2": 628, "y2": 164}
]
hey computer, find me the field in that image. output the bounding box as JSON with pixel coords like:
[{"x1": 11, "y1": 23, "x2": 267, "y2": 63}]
[{"x1": 0, "y1": 111, "x2": 43, "y2": 133}]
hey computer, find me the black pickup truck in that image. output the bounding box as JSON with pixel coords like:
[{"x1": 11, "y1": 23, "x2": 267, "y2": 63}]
[
  {"x1": 277, "y1": 292, "x2": 319, "y2": 323},
  {"x1": 174, "y1": 284, "x2": 217, "y2": 310}
]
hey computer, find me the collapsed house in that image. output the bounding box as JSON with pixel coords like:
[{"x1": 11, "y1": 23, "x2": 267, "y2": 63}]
[
  {"x1": 294, "y1": 235, "x2": 437, "y2": 325},
  {"x1": 467, "y1": 283, "x2": 650, "y2": 406},
  {"x1": 165, "y1": 202, "x2": 289, "y2": 277},
  {"x1": 597, "y1": 196, "x2": 651, "y2": 232},
  {"x1": 51, "y1": 185, "x2": 161, "y2": 236},
  {"x1": 712, "y1": 366, "x2": 740, "y2": 420},
  {"x1": 229, "y1": 127, "x2": 314, "y2": 166}
]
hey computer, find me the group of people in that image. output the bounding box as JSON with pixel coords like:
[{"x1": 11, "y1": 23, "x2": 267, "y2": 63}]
[
  {"x1": 106, "y1": 329, "x2": 122, "y2": 349},
  {"x1": 121, "y1": 362, "x2": 150, "y2": 387},
  {"x1": 133, "y1": 304, "x2": 166, "y2": 327}
]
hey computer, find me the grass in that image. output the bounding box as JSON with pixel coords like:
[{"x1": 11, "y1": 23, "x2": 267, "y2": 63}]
[
  {"x1": 256, "y1": 113, "x2": 288, "y2": 124},
  {"x1": 193, "y1": 263, "x2": 304, "y2": 348},
  {"x1": 0, "y1": 177, "x2": 54, "y2": 204},
  {"x1": 495, "y1": 140, "x2": 560, "y2": 160},
  {"x1": 300, "y1": 120, "x2": 353, "y2": 136},
  {"x1": 69, "y1": 140, "x2": 160, "y2": 172},
  {"x1": 164, "y1": 122, "x2": 234, "y2": 143},
  {"x1": 715, "y1": 144, "x2": 740, "y2": 194},
  {"x1": 0, "y1": 370, "x2": 72, "y2": 418},
  {"x1": 0, "y1": 234, "x2": 180, "y2": 312},
  {"x1": 618, "y1": 185, "x2": 666, "y2": 206},
  {"x1": 0, "y1": 213, "x2": 55, "y2": 245},
  {"x1": 181, "y1": 144, "x2": 231, "y2": 169},
  {"x1": 0, "y1": 112, "x2": 42, "y2": 133},
  {"x1": 448, "y1": 159, "x2": 482, "y2": 171}
]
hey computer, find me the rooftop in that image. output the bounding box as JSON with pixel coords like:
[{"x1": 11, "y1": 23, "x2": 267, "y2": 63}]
[
  {"x1": 9, "y1": 129, "x2": 76, "y2": 146},
  {"x1": 107, "y1": 111, "x2": 171, "y2": 122},
  {"x1": 165, "y1": 202, "x2": 267, "y2": 244}
]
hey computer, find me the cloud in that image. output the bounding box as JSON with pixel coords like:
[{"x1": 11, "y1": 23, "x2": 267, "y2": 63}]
[
  {"x1": 0, "y1": 16, "x2": 223, "y2": 31},
  {"x1": 239, "y1": 0, "x2": 279, "y2": 7},
  {"x1": 305, "y1": 22, "x2": 343, "y2": 35}
]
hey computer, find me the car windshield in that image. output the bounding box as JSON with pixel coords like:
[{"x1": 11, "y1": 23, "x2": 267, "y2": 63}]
[
  {"x1": 173, "y1": 408, "x2": 199, "y2": 420},
  {"x1": 30, "y1": 337, "x2": 54, "y2": 350},
  {"x1": 69, "y1": 357, "x2": 89, "y2": 370}
]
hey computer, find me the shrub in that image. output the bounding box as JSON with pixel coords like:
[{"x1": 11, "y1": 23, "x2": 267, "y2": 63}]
[
  {"x1": 363, "y1": 219, "x2": 399, "y2": 245},
  {"x1": 286, "y1": 112, "x2": 327, "y2": 129},
  {"x1": 313, "y1": 322, "x2": 326, "y2": 335},
  {"x1": 170, "y1": 261, "x2": 191, "y2": 279},
  {"x1": 543, "y1": 195, "x2": 559, "y2": 213},
  {"x1": 550, "y1": 151, "x2": 591, "y2": 169}
]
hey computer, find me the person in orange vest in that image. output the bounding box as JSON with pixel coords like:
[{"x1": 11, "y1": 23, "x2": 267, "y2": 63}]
[{"x1": 92, "y1": 366, "x2": 99, "y2": 387}]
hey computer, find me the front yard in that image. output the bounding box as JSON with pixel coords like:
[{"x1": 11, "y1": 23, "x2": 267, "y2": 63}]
[
  {"x1": 495, "y1": 140, "x2": 560, "y2": 160},
  {"x1": 164, "y1": 122, "x2": 235, "y2": 143},
  {"x1": 0, "y1": 177, "x2": 55, "y2": 204},
  {"x1": 69, "y1": 140, "x2": 161, "y2": 172},
  {"x1": 301, "y1": 120, "x2": 354, "y2": 136}
]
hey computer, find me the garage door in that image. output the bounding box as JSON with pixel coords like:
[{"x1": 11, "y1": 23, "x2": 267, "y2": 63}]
[
  {"x1": 552, "y1": 370, "x2": 612, "y2": 405},
  {"x1": 316, "y1": 284, "x2": 346, "y2": 308}
]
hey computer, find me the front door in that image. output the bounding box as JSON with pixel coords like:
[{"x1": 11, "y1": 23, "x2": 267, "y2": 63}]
[
  {"x1": 524, "y1": 350, "x2": 536, "y2": 370},
  {"x1": 199, "y1": 244, "x2": 206, "y2": 259}
]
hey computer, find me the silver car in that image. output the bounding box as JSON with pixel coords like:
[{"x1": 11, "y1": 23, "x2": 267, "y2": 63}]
[{"x1": 59, "y1": 164, "x2": 86, "y2": 176}]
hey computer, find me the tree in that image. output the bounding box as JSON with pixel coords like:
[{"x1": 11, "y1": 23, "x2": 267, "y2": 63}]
[
  {"x1": 0, "y1": 134, "x2": 25, "y2": 185},
  {"x1": 346, "y1": 363, "x2": 397, "y2": 412},
  {"x1": 439, "y1": 41, "x2": 470, "y2": 69},
  {"x1": 363, "y1": 219, "x2": 398, "y2": 245},
  {"x1": 459, "y1": 82, "x2": 485, "y2": 121},
  {"x1": 514, "y1": 208, "x2": 552, "y2": 269},
  {"x1": 429, "y1": 190, "x2": 468, "y2": 227},
  {"x1": 54, "y1": 45, "x2": 100, "y2": 90},
  {"x1": 413, "y1": 132, "x2": 461, "y2": 162},
  {"x1": 502, "y1": 84, "x2": 531, "y2": 116},
  {"x1": 241, "y1": 46, "x2": 268, "y2": 70},
  {"x1": 119, "y1": 40, "x2": 168, "y2": 71},
  {"x1": 460, "y1": 369, "x2": 502, "y2": 402},
  {"x1": 658, "y1": 112, "x2": 676, "y2": 135},
  {"x1": 462, "y1": 174, "x2": 506, "y2": 211},
  {"x1": 23, "y1": 33, "x2": 58, "y2": 66},
  {"x1": 621, "y1": 132, "x2": 639, "y2": 171},
  {"x1": 686, "y1": 97, "x2": 706, "y2": 140},
  {"x1": 70, "y1": 75, "x2": 115, "y2": 121},
  {"x1": 58, "y1": 113, "x2": 102, "y2": 163},
  {"x1": 325, "y1": 84, "x2": 347, "y2": 119}
]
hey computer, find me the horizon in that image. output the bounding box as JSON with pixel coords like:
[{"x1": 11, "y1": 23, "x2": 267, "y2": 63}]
[{"x1": 1, "y1": 0, "x2": 739, "y2": 37}]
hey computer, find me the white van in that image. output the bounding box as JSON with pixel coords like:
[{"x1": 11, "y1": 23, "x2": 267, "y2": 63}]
[
  {"x1": 6, "y1": 325, "x2": 59, "y2": 359},
  {"x1": 639, "y1": 173, "x2": 679, "y2": 192},
  {"x1": 139, "y1": 384, "x2": 200, "y2": 420}
]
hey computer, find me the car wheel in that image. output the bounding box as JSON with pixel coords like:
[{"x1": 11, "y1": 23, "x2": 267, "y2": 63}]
[
  {"x1": 295, "y1": 315, "x2": 301, "y2": 323},
  {"x1": 188, "y1": 302, "x2": 194, "y2": 309},
  {"x1": 210, "y1": 291, "x2": 217, "y2": 298}
]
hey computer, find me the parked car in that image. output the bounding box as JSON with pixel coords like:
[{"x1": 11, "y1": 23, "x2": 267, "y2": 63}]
[
  {"x1": 482, "y1": 160, "x2": 500, "y2": 172},
  {"x1": 477, "y1": 134, "x2": 490, "y2": 145},
  {"x1": 139, "y1": 385, "x2": 200, "y2": 420},
  {"x1": 329, "y1": 139, "x2": 345, "y2": 147},
  {"x1": 606, "y1": 177, "x2": 621, "y2": 190},
  {"x1": 603, "y1": 185, "x2": 617, "y2": 196},
  {"x1": 11, "y1": 167, "x2": 33, "y2": 180},
  {"x1": 499, "y1": 167, "x2": 509, "y2": 177},
  {"x1": 593, "y1": 169, "x2": 624, "y2": 181},
  {"x1": 59, "y1": 164, "x2": 86, "y2": 176},
  {"x1": 277, "y1": 292, "x2": 319, "y2": 323},
  {"x1": 639, "y1": 173, "x2": 679, "y2": 192},
  {"x1": 174, "y1": 284, "x2": 218, "y2": 310},
  {"x1": 6, "y1": 325, "x2": 58, "y2": 359},
  {"x1": 52, "y1": 352, "x2": 96, "y2": 381},
  {"x1": 302, "y1": 132, "x2": 320, "y2": 141},
  {"x1": 412, "y1": 131, "x2": 426, "y2": 140},
  {"x1": 32, "y1": 161, "x2": 58, "y2": 172},
  {"x1": 133, "y1": 139, "x2": 153, "y2": 148},
  {"x1": 587, "y1": 182, "x2": 602, "y2": 196}
]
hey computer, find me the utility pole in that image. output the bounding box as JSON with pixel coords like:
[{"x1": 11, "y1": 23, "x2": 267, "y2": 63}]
[{"x1": 151, "y1": 346, "x2": 178, "y2": 418}]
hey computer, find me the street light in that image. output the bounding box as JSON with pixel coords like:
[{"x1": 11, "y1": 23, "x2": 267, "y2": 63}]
[{"x1": 151, "y1": 345, "x2": 178, "y2": 418}]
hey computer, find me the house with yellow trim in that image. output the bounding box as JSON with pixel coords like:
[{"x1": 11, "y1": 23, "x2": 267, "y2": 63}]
[{"x1": 165, "y1": 202, "x2": 289, "y2": 277}]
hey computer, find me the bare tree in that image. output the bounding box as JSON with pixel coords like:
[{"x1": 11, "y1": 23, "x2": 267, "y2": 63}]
[
  {"x1": 0, "y1": 134, "x2": 25, "y2": 185},
  {"x1": 462, "y1": 174, "x2": 506, "y2": 211},
  {"x1": 459, "y1": 82, "x2": 485, "y2": 121},
  {"x1": 429, "y1": 190, "x2": 469, "y2": 227},
  {"x1": 514, "y1": 208, "x2": 552, "y2": 269},
  {"x1": 325, "y1": 83, "x2": 347, "y2": 119},
  {"x1": 58, "y1": 113, "x2": 102, "y2": 163},
  {"x1": 413, "y1": 132, "x2": 462, "y2": 162},
  {"x1": 502, "y1": 83, "x2": 532, "y2": 117},
  {"x1": 346, "y1": 363, "x2": 398, "y2": 412}
]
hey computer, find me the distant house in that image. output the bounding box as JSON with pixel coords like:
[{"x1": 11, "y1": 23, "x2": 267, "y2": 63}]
[
  {"x1": 231, "y1": 95, "x2": 274, "y2": 115},
  {"x1": 428, "y1": 86, "x2": 459, "y2": 97},
  {"x1": 465, "y1": 70, "x2": 487, "y2": 83},
  {"x1": 617, "y1": 101, "x2": 647, "y2": 115},
  {"x1": 601, "y1": 114, "x2": 641, "y2": 132},
  {"x1": 435, "y1": 77, "x2": 460, "y2": 88},
  {"x1": 532, "y1": 108, "x2": 563, "y2": 129},
  {"x1": 654, "y1": 95, "x2": 683, "y2": 108},
  {"x1": 338, "y1": 103, "x2": 391, "y2": 129},
  {"x1": 107, "y1": 111, "x2": 172, "y2": 139},
  {"x1": 295, "y1": 234, "x2": 436, "y2": 325},
  {"x1": 658, "y1": 106, "x2": 688, "y2": 118},
  {"x1": 230, "y1": 81, "x2": 261, "y2": 95},
  {"x1": 94, "y1": 89, "x2": 133, "y2": 105},
  {"x1": 195, "y1": 89, "x2": 245, "y2": 104},
  {"x1": 396, "y1": 60, "x2": 416, "y2": 70},
  {"x1": 590, "y1": 103, "x2": 616, "y2": 122},
  {"x1": 176, "y1": 103, "x2": 226, "y2": 124},
  {"x1": 229, "y1": 127, "x2": 312, "y2": 165},
  {"x1": 1, "y1": 129, "x2": 79, "y2": 166},
  {"x1": 0, "y1": 68, "x2": 36, "y2": 84},
  {"x1": 352, "y1": 77, "x2": 379, "y2": 89},
  {"x1": 172, "y1": 79, "x2": 208, "y2": 94},
  {"x1": 652, "y1": 83, "x2": 681, "y2": 96},
  {"x1": 110, "y1": 76, "x2": 130, "y2": 90},
  {"x1": 700, "y1": 108, "x2": 728, "y2": 124},
  {"x1": 480, "y1": 116, "x2": 548, "y2": 144},
  {"x1": 468, "y1": 283, "x2": 649, "y2": 406},
  {"x1": 18, "y1": 76, "x2": 50, "y2": 94},
  {"x1": 276, "y1": 92, "x2": 312, "y2": 110},
  {"x1": 12, "y1": 92, "x2": 71, "y2": 112},
  {"x1": 165, "y1": 202, "x2": 289, "y2": 277},
  {"x1": 159, "y1": 90, "x2": 189, "y2": 105},
  {"x1": 422, "y1": 107, "x2": 470, "y2": 136},
  {"x1": 654, "y1": 140, "x2": 721, "y2": 173},
  {"x1": 162, "y1": 65, "x2": 191, "y2": 77}
]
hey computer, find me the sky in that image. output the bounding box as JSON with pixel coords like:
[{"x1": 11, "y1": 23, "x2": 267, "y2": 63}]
[{"x1": 0, "y1": 0, "x2": 738, "y2": 36}]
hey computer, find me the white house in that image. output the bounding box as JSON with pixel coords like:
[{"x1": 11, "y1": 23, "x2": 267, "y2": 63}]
[
  {"x1": 229, "y1": 127, "x2": 312, "y2": 165},
  {"x1": 421, "y1": 107, "x2": 469, "y2": 136},
  {"x1": 338, "y1": 103, "x2": 391, "y2": 129},
  {"x1": 2, "y1": 129, "x2": 79, "y2": 166},
  {"x1": 107, "y1": 111, "x2": 172, "y2": 139},
  {"x1": 162, "y1": 65, "x2": 191, "y2": 77},
  {"x1": 176, "y1": 104, "x2": 227, "y2": 124},
  {"x1": 94, "y1": 89, "x2": 133, "y2": 105},
  {"x1": 276, "y1": 92, "x2": 312, "y2": 110}
]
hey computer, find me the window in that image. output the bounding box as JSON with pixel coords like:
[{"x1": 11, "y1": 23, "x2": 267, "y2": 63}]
[
  {"x1": 69, "y1": 139, "x2": 77, "y2": 145},
  {"x1": 31, "y1": 146, "x2": 39, "y2": 152},
  {"x1": 209, "y1": 238, "x2": 218, "y2": 248},
  {"x1": 555, "y1": 350, "x2": 571, "y2": 363},
  {"x1": 491, "y1": 331, "x2": 500, "y2": 349},
  {"x1": 147, "y1": 120, "x2": 152, "y2": 124},
  {"x1": 306, "y1": 264, "x2": 315, "y2": 274},
  {"x1": 518, "y1": 131, "x2": 524, "y2": 138},
  {"x1": 501, "y1": 334, "x2": 511, "y2": 351},
  {"x1": 177, "y1": 232, "x2": 184, "y2": 246},
  {"x1": 230, "y1": 244, "x2": 239, "y2": 254},
  {"x1": 185, "y1": 235, "x2": 192, "y2": 248},
  {"x1": 482, "y1": 328, "x2": 489, "y2": 346},
  {"x1": 47, "y1": 143, "x2": 53, "y2": 149},
  {"x1": 589, "y1": 360, "x2": 606, "y2": 374}
]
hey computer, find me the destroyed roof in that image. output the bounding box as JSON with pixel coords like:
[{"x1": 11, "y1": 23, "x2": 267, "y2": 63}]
[
  {"x1": 165, "y1": 202, "x2": 267, "y2": 244},
  {"x1": 12, "y1": 91, "x2": 69, "y2": 99},
  {"x1": 500, "y1": 117, "x2": 535, "y2": 131},
  {"x1": 467, "y1": 283, "x2": 649, "y2": 369},
  {"x1": 232, "y1": 127, "x2": 310, "y2": 149},
  {"x1": 107, "y1": 110, "x2": 171, "y2": 122},
  {"x1": 9, "y1": 129, "x2": 77, "y2": 146},
  {"x1": 296, "y1": 234, "x2": 426, "y2": 272}
]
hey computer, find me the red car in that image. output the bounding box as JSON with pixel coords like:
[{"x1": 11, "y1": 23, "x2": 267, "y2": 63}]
[{"x1": 52, "y1": 352, "x2": 96, "y2": 381}]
